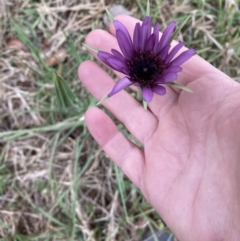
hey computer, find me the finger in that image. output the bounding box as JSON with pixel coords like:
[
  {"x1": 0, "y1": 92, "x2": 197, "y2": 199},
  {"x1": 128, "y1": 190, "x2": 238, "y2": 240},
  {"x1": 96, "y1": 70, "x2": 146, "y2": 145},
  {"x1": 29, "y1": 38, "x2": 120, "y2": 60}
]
[
  {"x1": 79, "y1": 60, "x2": 158, "y2": 143},
  {"x1": 85, "y1": 107, "x2": 144, "y2": 188},
  {"x1": 85, "y1": 29, "x2": 178, "y2": 116},
  {"x1": 109, "y1": 15, "x2": 233, "y2": 88}
]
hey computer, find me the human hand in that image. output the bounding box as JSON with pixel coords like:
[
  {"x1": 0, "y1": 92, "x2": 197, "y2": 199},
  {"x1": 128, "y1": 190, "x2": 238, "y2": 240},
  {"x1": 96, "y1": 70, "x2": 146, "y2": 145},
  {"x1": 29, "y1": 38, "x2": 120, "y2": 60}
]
[{"x1": 78, "y1": 15, "x2": 240, "y2": 241}]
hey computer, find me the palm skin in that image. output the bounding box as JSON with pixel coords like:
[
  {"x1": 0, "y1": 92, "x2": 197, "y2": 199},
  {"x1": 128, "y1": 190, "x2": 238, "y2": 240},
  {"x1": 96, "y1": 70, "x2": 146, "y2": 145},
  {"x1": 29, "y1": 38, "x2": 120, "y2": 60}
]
[
  {"x1": 79, "y1": 15, "x2": 240, "y2": 241},
  {"x1": 141, "y1": 74, "x2": 240, "y2": 241}
]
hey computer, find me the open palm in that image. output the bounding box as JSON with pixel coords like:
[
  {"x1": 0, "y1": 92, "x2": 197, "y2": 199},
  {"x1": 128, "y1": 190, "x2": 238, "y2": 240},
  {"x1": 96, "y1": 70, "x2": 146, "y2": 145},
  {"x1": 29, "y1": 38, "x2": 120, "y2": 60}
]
[{"x1": 79, "y1": 15, "x2": 240, "y2": 241}]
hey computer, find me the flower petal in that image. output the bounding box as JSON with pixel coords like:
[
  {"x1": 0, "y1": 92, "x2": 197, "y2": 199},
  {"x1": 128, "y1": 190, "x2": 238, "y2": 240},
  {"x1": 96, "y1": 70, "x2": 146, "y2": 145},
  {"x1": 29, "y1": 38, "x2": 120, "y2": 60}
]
[
  {"x1": 111, "y1": 49, "x2": 124, "y2": 58},
  {"x1": 158, "y1": 21, "x2": 176, "y2": 52},
  {"x1": 159, "y1": 44, "x2": 171, "y2": 60},
  {"x1": 146, "y1": 34, "x2": 156, "y2": 50},
  {"x1": 156, "y1": 73, "x2": 178, "y2": 83},
  {"x1": 170, "y1": 49, "x2": 195, "y2": 66},
  {"x1": 108, "y1": 77, "x2": 132, "y2": 97},
  {"x1": 163, "y1": 66, "x2": 182, "y2": 74},
  {"x1": 114, "y1": 20, "x2": 132, "y2": 44},
  {"x1": 155, "y1": 76, "x2": 165, "y2": 83},
  {"x1": 165, "y1": 42, "x2": 184, "y2": 63},
  {"x1": 98, "y1": 51, "x2": 129, "y2": 74},
  {"x1": 106, "y1": 57, "x2": 129, "y2": 74},
  {"x1": 141, "y1": 17, "x2": 152, "y2": 49},
  {"x1": 152, "y1": 85, "x2": 166, "y2": 95},
  {"x1": 141, "y1": 87, "x2": 153, "y2": 102},
  {"x1": 153, "y1": 22, "x2": 160, "y2": 51},
  {"x1": 97, "y1": 51, "x2": 114, "y2": 67},
  {"x1": 111, "y1": 49, "x2": 126, "y2": 63},
  {"x1": 116, "y1": 30, "x2": 133, "y2": 59},
  {"x1": 162, "y1": 73, "x2": 178, "y2": 82},
  {"x1": 133, "y1": 22, "x2": 141, "y2": 51}
]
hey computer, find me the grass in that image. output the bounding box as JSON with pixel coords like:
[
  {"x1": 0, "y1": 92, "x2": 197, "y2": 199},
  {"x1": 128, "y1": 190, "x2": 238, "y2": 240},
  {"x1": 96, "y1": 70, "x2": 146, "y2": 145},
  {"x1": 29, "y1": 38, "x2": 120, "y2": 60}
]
[{"x1": 0, "y1": 0, "x2": 240, "y2": 240}]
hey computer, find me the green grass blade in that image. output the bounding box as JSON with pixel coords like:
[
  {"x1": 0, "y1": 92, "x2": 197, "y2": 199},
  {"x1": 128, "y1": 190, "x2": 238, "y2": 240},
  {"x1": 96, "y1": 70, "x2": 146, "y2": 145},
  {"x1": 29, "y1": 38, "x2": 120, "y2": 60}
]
[
  {"x1": 146, "y1": 0, "x2": 150, "y2": 17},
  {"x1": 114, "y1": 165, "x2": 128, "y2": 219},
  {"x1": 54, "y1": 73, "x2": 76, "y2": 108},
  {"x1": 105, "y1": 8, "x2": 114, "y2": 23},
  {"x1": 169, "y1": 14, "x2": 191, "y2": 43}
]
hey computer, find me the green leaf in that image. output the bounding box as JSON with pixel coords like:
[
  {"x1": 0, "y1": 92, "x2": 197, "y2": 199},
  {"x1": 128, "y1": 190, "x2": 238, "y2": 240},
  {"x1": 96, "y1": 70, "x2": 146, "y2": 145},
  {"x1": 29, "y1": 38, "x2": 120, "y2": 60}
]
[
  {"x1": 169, "y1": 14, "x2": 191, "y2": 43},
  {"x1": 54, "y1": 73, "x2": 76, "y2": 108},
  {"x1": 166, "y1": 82, "x2": 194, "y2": 93},
  {"x1": 135, "y1": 0, "x2": 145, "y2": 16},
  {"x1": 196, "y1": 47, "x2": 211, "y2": 55},
  {"x1": 13, "y1": 21, "x2": 50, "y2": 73},
  {"x1": 146, "y1": 0, "x2": 150, "y2": 17},
  {"x1": 82, "y1": 43, "x2": 98, "y2": 53},
  {"x1": 105, "y1": 8, "x2": 114, "y2": 23}
]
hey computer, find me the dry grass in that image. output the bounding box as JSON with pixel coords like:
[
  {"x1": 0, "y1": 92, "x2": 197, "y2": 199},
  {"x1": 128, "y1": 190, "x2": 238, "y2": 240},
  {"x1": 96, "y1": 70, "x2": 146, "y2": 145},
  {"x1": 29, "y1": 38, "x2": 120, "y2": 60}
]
[{"x1": 0, "y1": 0, "x2": 240, "y2": 240}]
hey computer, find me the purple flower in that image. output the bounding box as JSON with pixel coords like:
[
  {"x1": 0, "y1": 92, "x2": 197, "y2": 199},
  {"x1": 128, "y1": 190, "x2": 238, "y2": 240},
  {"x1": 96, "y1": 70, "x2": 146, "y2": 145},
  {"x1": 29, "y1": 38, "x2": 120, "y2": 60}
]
[{"x1": 97, "y1": 17, "x2": 195, "y2": 102}]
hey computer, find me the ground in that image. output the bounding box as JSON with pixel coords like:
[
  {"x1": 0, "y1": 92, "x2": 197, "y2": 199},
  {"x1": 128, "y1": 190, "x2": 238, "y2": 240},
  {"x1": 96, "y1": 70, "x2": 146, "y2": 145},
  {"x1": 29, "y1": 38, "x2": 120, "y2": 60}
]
[{"x1": 0, "y1": 0, "x2": 239, "y2": 240}]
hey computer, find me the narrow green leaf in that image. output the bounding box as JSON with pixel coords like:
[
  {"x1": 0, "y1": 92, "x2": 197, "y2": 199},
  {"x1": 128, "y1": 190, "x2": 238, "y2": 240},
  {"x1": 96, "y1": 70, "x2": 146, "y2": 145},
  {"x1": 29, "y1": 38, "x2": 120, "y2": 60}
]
[
  {"x1": 67, "y1": 35, "x2": 84, "y2": 64},
  {"x1": 135, "y1": 0, "x2": 145, "y2": 16},
  {"x1": 0, "y1": 116, "x2": 84, "y2": 142},
  {"x1": 54, "y1": 73, "x2": 76, "y2": 107},
  {"x1": 82, "y1": 43, "x2": 99, "y2": 53},
  {"x1": 114, "y1": 165, "x2": 128, "y2": 218},
  {"x1": 15, "y1": 187, "x2": 66, "y2": 227},
  {"x1": 196, "y1": 47, "x2": 211, "y2": 55},
  {"x1": 169, "y1": 14, "x2": 191, "y2": 43},
  {"x1": 105, "y1": 8, "x2": 114, "y2": 23},
  {"x1": 13, "y1": 21, "x2": 50, "y2": 73},
  {"x1": 146, "y1": 0, "x2": 150, "y2": 17},
  {"x1": 167, "y1": 82, "x2": 194, "y2": 93}
]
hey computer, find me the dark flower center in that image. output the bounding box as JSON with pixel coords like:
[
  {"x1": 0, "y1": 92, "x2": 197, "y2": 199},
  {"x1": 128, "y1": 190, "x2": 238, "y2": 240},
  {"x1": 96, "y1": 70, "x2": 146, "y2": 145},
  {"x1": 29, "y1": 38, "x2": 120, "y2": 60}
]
[{"x1": 127, "y1": 50, "x2": 166, "y2": 87}]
